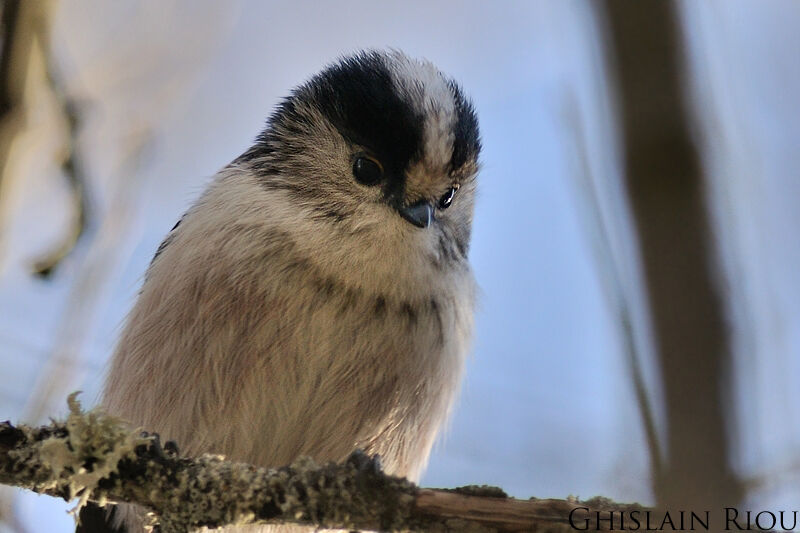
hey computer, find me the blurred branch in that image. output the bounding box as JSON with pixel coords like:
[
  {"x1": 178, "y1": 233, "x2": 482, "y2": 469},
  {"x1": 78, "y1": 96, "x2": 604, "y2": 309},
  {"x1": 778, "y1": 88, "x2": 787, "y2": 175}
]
[
  {"x1": 0, "y1": 0, "x2": 89, "y2": 276},
  {"x1": 29, "y1": 1, "x2": 89, "y2": 277},
  {"x1": 560, "y1": 92, "x2": 664, "y2": 483},
  {"x1": 0, "y1": 2, "x2": 48, "y2": 529},
  {"x1": 599, "y1": 0, "x2": 743, "y2": 510},
  {"x1": 0, "y1": 486, "x2": 30, "y2": 533},
  {"x1": 0, "y1": 0, "x2": 29, "y2": 162},
  {"x1": 30, "y1": 56, "x2": 90, "y2": 278},
  {"x1": 0, "y1": 396, "x2": 645, "y2": 533},
  {"x1": 0, "y1": 0, "x2": 36, "y2": 260},
  {"x1": 742, "y1": 456, "x2": 800, "y2": 494},
  {"x1": 22, "y1": 130, "x2": 152, "y2": 428}
]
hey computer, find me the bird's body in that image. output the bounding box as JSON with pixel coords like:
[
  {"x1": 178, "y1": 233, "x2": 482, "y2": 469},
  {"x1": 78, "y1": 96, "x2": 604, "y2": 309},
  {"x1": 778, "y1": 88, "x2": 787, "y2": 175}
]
[{"x1": 81, "y1": 50, "x2": 480, "y2": 532}]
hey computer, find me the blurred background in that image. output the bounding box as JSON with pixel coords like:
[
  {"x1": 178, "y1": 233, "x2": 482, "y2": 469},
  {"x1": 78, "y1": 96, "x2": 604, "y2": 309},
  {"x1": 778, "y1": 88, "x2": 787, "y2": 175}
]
[{"x1": 1, "y1": 1, "x2": 799, "y2": 531}]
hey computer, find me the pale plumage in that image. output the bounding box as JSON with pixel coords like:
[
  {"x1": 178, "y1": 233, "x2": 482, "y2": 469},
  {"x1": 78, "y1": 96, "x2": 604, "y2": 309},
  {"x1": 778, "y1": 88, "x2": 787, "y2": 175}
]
[{"x1": 80, "y1": 50, "x2": 480, "y2": 532}]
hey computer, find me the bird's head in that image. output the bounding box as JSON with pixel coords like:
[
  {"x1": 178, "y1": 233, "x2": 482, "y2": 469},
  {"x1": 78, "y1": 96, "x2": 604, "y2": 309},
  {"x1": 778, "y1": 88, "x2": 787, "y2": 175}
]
[{"x1": 236, "y1": 50, "x2": 480, "y2": 278}]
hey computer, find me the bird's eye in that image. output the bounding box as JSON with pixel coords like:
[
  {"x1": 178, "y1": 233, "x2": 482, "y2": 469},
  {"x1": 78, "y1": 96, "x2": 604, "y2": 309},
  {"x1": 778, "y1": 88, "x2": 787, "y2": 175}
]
[
  {"x1": 353, "y1": 156, "x2": 384, "y2": 186},
  {"x1": 438, "y1": 185, "x2": 460, "y2": 209}
]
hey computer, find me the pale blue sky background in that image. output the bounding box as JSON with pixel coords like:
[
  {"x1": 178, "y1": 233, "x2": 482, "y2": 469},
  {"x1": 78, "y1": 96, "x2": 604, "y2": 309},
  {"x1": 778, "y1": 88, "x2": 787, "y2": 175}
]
[{"x1": 1, "y1": 1, "x2": 798, "y2": 531}]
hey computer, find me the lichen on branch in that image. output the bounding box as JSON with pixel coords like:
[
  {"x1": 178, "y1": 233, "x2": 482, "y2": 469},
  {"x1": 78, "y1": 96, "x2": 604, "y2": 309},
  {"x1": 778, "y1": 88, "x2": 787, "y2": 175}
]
[
  {"x1": 0, "y1": 395, "x2": 634, "y2": 532},
  {"x1": 1, "y1": 395, "x2": 420, "y2": 532}
]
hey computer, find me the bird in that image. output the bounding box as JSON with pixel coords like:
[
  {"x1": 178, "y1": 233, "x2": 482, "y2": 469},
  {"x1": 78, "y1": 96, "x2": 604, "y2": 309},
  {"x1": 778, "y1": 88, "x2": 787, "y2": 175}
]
[{"x1": 77, "y1": 49, "x2": 481, "y2": 532}]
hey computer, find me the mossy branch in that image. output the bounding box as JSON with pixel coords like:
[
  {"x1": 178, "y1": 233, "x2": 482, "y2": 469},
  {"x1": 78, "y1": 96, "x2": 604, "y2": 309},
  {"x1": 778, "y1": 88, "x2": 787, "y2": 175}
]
[{"x1": 0, "y1": 395, "x2": 639, "y2": 532}]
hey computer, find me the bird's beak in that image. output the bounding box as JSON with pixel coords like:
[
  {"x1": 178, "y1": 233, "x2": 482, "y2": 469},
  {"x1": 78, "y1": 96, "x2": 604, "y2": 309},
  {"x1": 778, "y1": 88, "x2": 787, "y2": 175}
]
[{"x1": 397, "y1": 200, "x2": 434, "y2": 228}]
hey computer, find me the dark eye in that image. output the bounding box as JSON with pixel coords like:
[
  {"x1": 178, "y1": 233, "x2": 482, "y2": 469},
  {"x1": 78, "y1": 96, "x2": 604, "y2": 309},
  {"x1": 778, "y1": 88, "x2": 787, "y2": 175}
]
[
  {"x1": 438, "y1": 185, "x2": 459, "y2": 209},
  {"x1": 353, "y1": 156, "x2": 383, "y2": 186}
]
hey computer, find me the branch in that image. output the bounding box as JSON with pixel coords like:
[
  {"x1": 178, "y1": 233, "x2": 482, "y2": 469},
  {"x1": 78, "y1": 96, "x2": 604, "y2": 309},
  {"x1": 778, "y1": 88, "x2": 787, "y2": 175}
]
[
  {"x1": 0, "y1": 395, "x2": 641, "y2": 532},
  {"x1": 29, "y1": 2, "x2": 90, "y2": 278},
  {"x1": 599, "y1": 0, "x2": 743, "y2": 509}
]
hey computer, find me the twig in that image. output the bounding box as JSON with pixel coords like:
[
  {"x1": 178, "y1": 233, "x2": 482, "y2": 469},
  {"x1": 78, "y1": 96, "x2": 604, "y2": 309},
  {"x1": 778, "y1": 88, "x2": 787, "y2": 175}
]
[
  {"x1": 26, "y1": 0, "x2": 89, "y2": 277},
  {"x1": 559, "y1": 90, "x2": 664, "y2": 484},
  {"x1": 0, "y1": 0, "x2": 36, "y2": 264},
  {"x1": 30, "y1": 61, "x2": 90, "y2": 278},
  {"x1": 0, "y1": 0, "x2": 88, "y2": 277}
]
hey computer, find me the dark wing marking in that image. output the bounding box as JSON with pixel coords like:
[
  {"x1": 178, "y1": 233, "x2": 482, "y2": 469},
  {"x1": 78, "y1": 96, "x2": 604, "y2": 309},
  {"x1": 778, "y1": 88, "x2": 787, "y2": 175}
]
[
  {"x1": 76, "y1": 503, "x2": 126, "y2": 533},
  {"x1": 151, "y1": 216, "x2": 183, "y2": 263}
]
